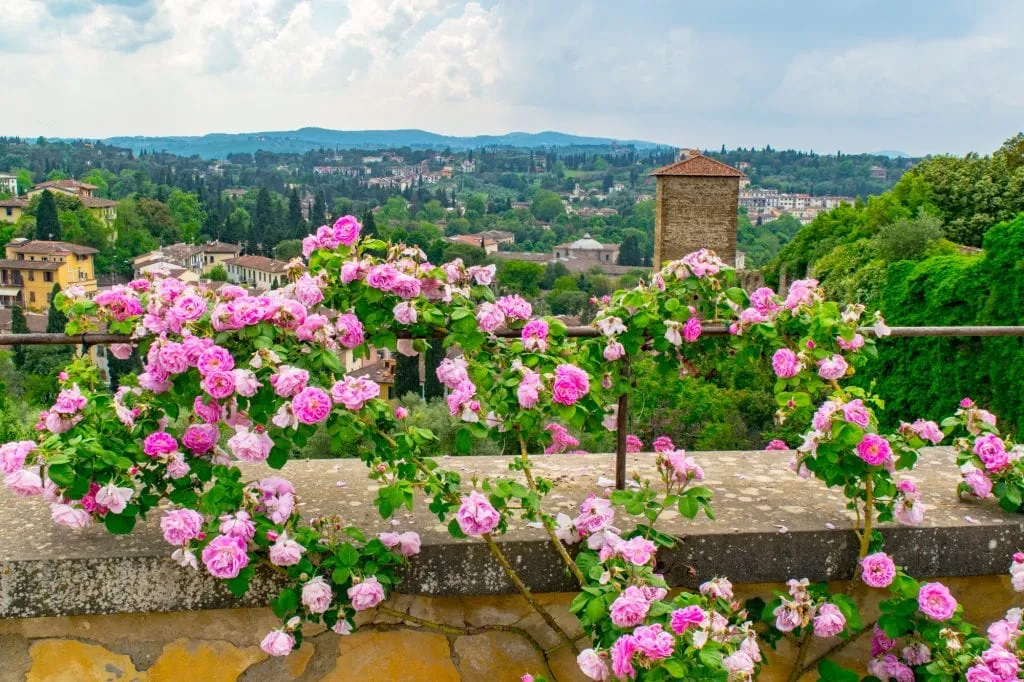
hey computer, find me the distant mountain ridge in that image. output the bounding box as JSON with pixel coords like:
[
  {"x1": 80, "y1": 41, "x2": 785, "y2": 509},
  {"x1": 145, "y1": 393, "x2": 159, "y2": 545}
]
[{"x1": 102, "y1": 127, "x2": 668, "y2": 158}]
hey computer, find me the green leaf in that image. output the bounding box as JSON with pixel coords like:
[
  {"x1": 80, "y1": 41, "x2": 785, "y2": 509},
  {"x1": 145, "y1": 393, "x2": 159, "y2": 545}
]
[
  {"x1": 662, "y1": 659, "x2": 686, "y2": 678},
  {"x1": 455, "y1": 428, "x2": 473, "y2": 455},
  {"x1": 337, "y1": 543, "x2": 360, "y2": 567},
  {"x1": 817, "y1": 660, "x2": 859, "y2": 682},
  {"x1": 103, "y1": 513, "x2": 136, "y2": 535},
  {"x1": 447, "y1": 518, "x2": 467, "y2": 539},
  {"x1": 225, "y1": 567, "x2": 254, "y2": 597},
  {"x1": 678, "y1": 495, "x2": 699, "y2": 519},
  {"x1": 830, "y1": 593, "x2": 862, "y2": 631},
  {"x1": 697, "y1": 647, "x2": 722, "y2": 668}
]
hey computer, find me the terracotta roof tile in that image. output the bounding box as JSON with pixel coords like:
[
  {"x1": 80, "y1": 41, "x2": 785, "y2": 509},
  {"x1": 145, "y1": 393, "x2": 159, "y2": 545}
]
[
  {"x1": 224, "y1": 255, "x2": 289, "y2": 273},
  {"x1": 649, "y1": 152, "x2": 745, "y2": 178},
  {"x1": 8, "y1": 240, "x2": 99, "y2": 256}
]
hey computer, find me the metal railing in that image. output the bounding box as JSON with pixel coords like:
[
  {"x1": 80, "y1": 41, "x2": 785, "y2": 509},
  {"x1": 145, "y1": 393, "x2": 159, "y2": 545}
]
[{"x1": 1, "y1": 325, "x2": 1023, "y2": 489}]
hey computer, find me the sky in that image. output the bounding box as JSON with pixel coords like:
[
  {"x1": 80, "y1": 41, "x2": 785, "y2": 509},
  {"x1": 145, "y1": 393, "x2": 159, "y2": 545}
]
[{"x1": 3, "y1": 0, "x2": 1022, "y2": 156}]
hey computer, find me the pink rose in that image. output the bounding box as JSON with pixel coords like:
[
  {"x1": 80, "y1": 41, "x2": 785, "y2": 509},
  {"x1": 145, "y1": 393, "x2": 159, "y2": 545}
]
[
  {"x1": 909, "y1": 419, "x2": 943, "y2": 445},
  {"x1": 611, "y1": 634, "x2": 637, "y2": 679},
  {"x1": 963, "y1": 466, "x2": 993, "y2": 498},
  {"x1": 201, "y1": 534, "x2": 249, "y2": 579},
  {"x1": 856, "y1": 433, "x2": 893, "y2": 466},
  {"x1": 51, "y1": 503, "x2": 91, "y2": 528},
  {"x1": 574, "y1": 494, "x2": 613, "y2": 536},
  {"x1": 110, "y1": 343, "x2": 134, "y2": 360},
  {"x1": 475, "y1": 302, "x2": 506, "y2": 333},
  {"x1": 270, "y1": 366, "x2": 309, "y2": 398},
  {"x1": 197, "y1": 346, "x2": 234, "y2": 376},
  {"x1": 456, "y1": 491, "x2": 500, "y2": 535},
  {"x1": 517, "y1": 369, "x2": 542, "y2": 409},
  {"x1": 379, "y1": 531, "x2": 421, "y2": 557},
  {"x1": 817, "y1": 354, "x2": 849, "y2": 380},
  {"x1": 617, "y1": 536, "x2": 656, "y2": 566},
  {"x1": 670, "y1": 605, "x2": 705, "y2": 634},
  {"x1": 625, "y1": 434, "x2": 643, "y2": 453},
  {"x1": 393, "y1": 301, "x2": 417, "y2": 325},
  {"x1": 813, "y1": 603, "x2": 846, "y2": 637},
  {"x1": 294, "y1": 274, "x2": 325, "y2": 307},
  {"x1": 201, "y1": 371, "x2": 236, "y2": 400},
  {"x1": 228, "y1": 426, "x2": 273, "y2": 462},
  {"x1": 5, "y1": 467, "x2": 43, "y2": 496},
  {"x1": 193, "y1": 396, "x2": 223, "y2": 424},
  {"x1": 683, "y1": 317, "x2": 702, "y2": 343},
  {"x1": 521, "y1": 320, "x2": 549, "y2": 352},
  {"x1": 917, "y1": 582, "x2": 957, "y2": 621},
  {"x1": 609, "y1": 586, "x2": 650, "y2": 627},
  {"x1": 232, "y1": 369, "x2": 261, "y2": 397},
  {"x1": 183, "y1": 423, "x2": 219, "y2": 455},
  {"x1": 348, "y1": 576, "x2": 385, "y2": 611},
  {"x1": 292, "y1": 387, "x2": 332, "y2": 424},
  {"x1": 468, "y1": 264, "x2": 496, "y2": 285},
  {"x1": 723, "y1": 652, "x2": 756, "y2": 677},
  {"x1": 301, "y1": 576, "x2": 334, "y2": 614},
  {"x1": 269, "y1": 532, "x2": 304, "y2": 566},
  {"x1": 161, "y1": 509, "x2": 204, "y2": 546},
  {"x1": 0, "y1": 441, "x2": 36, "y2": 474},
  {"x1": 260, "y1": 629, "x2": 295, "y2": 657},
  {"x1": 336, "y1": 313, "x2": 365, "y2": 348},
  {"x1": 603, "y1": 340, "x2": 624, "y2": 361},
  {"x1": 772, "y1": 348, "x2": 801, "y2": 378},
  {"x1": 552, "y1": 364, "x2": 590, "y2": 406},
  {"x1": 861, "y1": 552, "x2": 896, "y2": 588},
  {"x1": 974, "y1": 434, "x2": 1009, "y2": 472},
  {"x1": 576, "y1": 649, "x2": 609, "y2": 681},
  {"x1": 653, "y1": 436, "x2": 674, "y2": 453},
  {"x1": 632, "y1": 623, "x2": 674, "y2": 661},
  {"x1": 331, "y1": 376, "x2": 380, "y2": 411},
  {"x1": 218, "y1": 511, "x2": 255, "y2": 540},
  {"x1": 842, "y1": 399, "x2": 871, "y2": 428},
  {"x1": 765, "y1": 439, "x2": 789, "y2": 451},
  {"x1": 496, "y1": 295, "x2": 532, "y2": 320},
  {"x1": 332, "y1": 215, "x2": 362, "y2": 245}
]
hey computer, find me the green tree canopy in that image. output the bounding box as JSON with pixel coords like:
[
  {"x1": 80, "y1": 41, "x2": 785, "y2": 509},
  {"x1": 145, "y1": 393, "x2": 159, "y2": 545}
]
[{"x1": 35, "y1": 190, "x2": 60, "y2": 240}]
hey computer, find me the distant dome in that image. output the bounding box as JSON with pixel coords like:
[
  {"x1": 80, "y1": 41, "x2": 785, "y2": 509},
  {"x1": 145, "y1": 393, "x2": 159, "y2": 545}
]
[{"x1": 569, "y1": 234, "x2": 605, "y2": 249}]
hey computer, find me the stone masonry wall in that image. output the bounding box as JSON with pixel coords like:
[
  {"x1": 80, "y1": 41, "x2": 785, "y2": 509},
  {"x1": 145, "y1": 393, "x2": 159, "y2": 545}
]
[
  {"x1": 1, "y1": 575, "x2": 1017, "y2": 682},
  {"x1": 655, "y1": 175, "x2": 739, "y2": 266}
]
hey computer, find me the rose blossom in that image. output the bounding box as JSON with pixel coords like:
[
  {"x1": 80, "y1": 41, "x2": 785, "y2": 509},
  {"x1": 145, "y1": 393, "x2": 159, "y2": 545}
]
[
  {"x1": 331, "y1": 376, "x2": 381, "y2": 410},
  {"x1": 218, "y1": 511, "x2": 255, "y2": 540},
  {"x1": 183, "y1": 423, "x2": 219, "y2": 455},
  {"x1": 0, "y1": 441, "x2": 36, "y2": 473},
  {"x1": 292, "y1": 387, "x2": 332, "y2": 424},
  {"x1": 617, "y1": 536, "x2": 657, "y2": 566},
  {"x1": 456, "y1": 491, "x2": 500, "y2": 535},
  {"x1": 653, "y1": 436, "x2": 674, "y2": 453},
  {"x1": 228, "y1": 426, "x2": 273, "y2": 462},
  {"x1": 813, "y1": 603, "x2": 846, "y2": 637},
  {"x1": 336, "y1": 313, "x2": 365, "y2": 348},
  {"x1": 670, "y1": 605, "x2": 706, "y2": 634},
  {"x1": 552, "y1": 364, "x2": 590, "y2": 405},
  {"x1": 772, "y1": 348, "x2": 801, "y2": 379},
  {"x1": 603, "y1": 340, "x2": 624, "y2": 361},
  {"x1": 260, "y1": 630, "x2": 294, "y2": 657},
  {"x1": 625, "y1": 434, "x2": 642, "y2": 452},
  {"x1": 901, "y1": 643, "x2": 931, "y2": 666},
  {"x1": 301, "y1": 576, "x2": 333, "y2": 614},
  {"x1": 909, "y1": 419, "x2": 943, "y2": 445},
  {"x1": 856, "y1": 433, "x2": 893, "y2": 466},
  {"x1": 269, "y1": 532, "x2": 304, "y2": 566},
  {"x1": 379, "y1": 531, "x2": 421, "y2": 557},
  {"x1": 521, "y1": 320, "x2": 549, "y2": 352},
  {"x1": 817, "y1": 354, "x2": 849, "y2": 380},
  {"x1": 576, "y1": 649, "x2": 609, "y2": 681},
  {"x1": 95, "y1": 482, "x2": 133, "y2": 514},
  {"x1": 201, "y1": 371, "x2": 235, "y2": 400},
  {"x1": 270, "y1": 366, "x2": 309, "y2": 397},
  {"x1": 201, "y1": 534, "x2": 249, "y2": 579},
  {"x1": 683, "y1": 317, "x2": 702, "y2": 343},
  {"x1": 861, "y1": 552, "x2": 896, "y2": 588},
  {"x1": 974, "y1": 434, "x2": 1009, "y2": 472},
  {"x1": 723, "y1": 652, "x2": 755, "y2": 677},
  {"x1": 51, "y1": 503, "x2": 91, "y2": 528},
  {"x1": 497, "y1": 294, "x2": 532, "y2": 320},
  {"x1": 962, "y1": 465, "x2": 993, "y2": 498},
  {"x1": 517, "y1": 368, "x2": 542, "y2": 409},
  {"x1": 610, "y1": 635, "x2": 637, "y2": 678},
  {"x1": 161, "y1": 509, "x2": 204, "y2": 546},
  {"x1": 917, "y1": 582, "x2": 957, "y2": 621},
  {"x1": 765, "y1": 439, "x2": 789, "y2": 451},
  {"x1": 632, "y1": 623, "x2": 674, "y2": 661},
  {"x1": 393, "y1": 301, "x2": 417, "y2": 325},
  {"x1": 609, "y1": 586, "x2": 650, "y2": 627},
  {"x1": 5, "y1": 467, "x2": 43, "y2": 496},
  {"x1": 842, "y1": 399, "x2": 871, "y2": 428},
  {"x1": 348, "y1": 576, "x2": 385, "y2": 611},
  {"x1": 475, "y1": 302, "x2": 506, "y2": 333},
  {"x1": 574, "y1": 494, "x2": 614, "y2": 536},
  {"x1": 700, "y1": 577, "x2": 734, "y2": 600},
  {"x1": 143, "y1": 430, "x2": 177, "y2": 456}
]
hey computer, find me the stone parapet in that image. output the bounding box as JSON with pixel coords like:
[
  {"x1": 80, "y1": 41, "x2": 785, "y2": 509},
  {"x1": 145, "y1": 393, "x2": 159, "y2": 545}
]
[{"x1": 2, "y1": 449, "x2": 1021, "y2": 619}]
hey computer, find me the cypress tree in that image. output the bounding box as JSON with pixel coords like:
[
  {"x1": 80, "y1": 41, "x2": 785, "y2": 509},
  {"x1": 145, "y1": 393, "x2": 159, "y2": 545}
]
[
  {"x1": 35, "y1": 189, "x2": 60, "y2": 240},
  {"x1": 423, "y1": 342, "x2": 445, "y2": 400},
  {"x1": 618, "y1": 234, "x2": 642, "y2": 266},
  {"x1": 287, "y1": 188, "x2": 306, "y2": 238},
  {"x1": 46, "y1": 283, "x2": 67, "y2": 333},
  {"x1": 362, "y1": 209, "x2": 377, "y2": 237},
  {"x1": 10, "y1": 304, "x2": 28, "y2": 369},
  {"x1": 394, "y1": 353, "x2": 420, "y2": 400},
  {"x1": 310, "y1": 191, "x2": 327, "y2": 228}
]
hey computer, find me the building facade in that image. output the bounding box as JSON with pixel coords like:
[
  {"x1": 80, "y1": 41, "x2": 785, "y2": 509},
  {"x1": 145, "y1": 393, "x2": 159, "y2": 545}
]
[
  {"x1": 224, "y1": 255, "x2": 289, "y2": 290},
  {"x1": 553, "y1": 234, "x2": 620, "y2": 264},
  {"x1": 132, "y1": 241, "x2": 241, "y2": 278},
  {"x1": 650, "y1": 151, "x2": 744, "y2": 267},
  {"x1": 0, "y1": 174, "x2": 17, "y2": 195},
  {"x1": 0, "y1": 239, "x2": 98, "y2": 311}
]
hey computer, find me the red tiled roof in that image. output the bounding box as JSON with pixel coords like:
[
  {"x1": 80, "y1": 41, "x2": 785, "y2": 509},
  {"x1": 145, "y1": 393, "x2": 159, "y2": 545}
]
[
  {"x1": 0, "y1": 258, "x2": 62, "y2": 271},
  {"x1": 224, "y1": 255, "x2": 289, "y2": 273},
  {"x1": 31, "y1": 179, "x2": 99, "y2": 191},
  {"x1": 80, "y1": 196, "x2": 118, "y2": 208},
  {"x1": 8, "y1": 240, "x2": 99, "y2": 256},
  {"x1": 649, "y1": 152, "x2": 745, "y2": 178},
  {"x1": 0, "y1": 198, "x2": 27, "y2": 208}
]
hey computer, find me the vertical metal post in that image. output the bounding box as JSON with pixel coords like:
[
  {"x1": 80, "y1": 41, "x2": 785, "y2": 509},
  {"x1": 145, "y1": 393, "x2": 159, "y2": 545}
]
[{"x1": 615, "y1": 391, "x2": 628, "y2": 490}]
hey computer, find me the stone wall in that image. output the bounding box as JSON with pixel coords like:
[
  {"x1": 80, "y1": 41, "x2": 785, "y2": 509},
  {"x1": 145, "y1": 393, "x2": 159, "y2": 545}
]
[
  {"x1": 2, "y1": 576, "x2": 1018, "y2": 681},
  {"x1": 2, "y1": 451, "x2": 1022, "y2": 680},
  {"x1": 655, "y1": 175, "x2": 739, "y2": 266}
]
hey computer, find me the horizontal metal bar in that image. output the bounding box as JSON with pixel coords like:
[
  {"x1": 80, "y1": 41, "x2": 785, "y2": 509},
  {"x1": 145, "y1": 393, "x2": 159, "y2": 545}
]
[{"x1": 0, "y1": 325, "x2": 1022, "y2": 347}]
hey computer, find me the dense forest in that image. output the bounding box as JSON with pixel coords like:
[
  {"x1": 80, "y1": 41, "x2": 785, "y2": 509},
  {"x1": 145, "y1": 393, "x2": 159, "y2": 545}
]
[{"x1": 768, "y1": 132, "x2": 1024, "y2": 434}]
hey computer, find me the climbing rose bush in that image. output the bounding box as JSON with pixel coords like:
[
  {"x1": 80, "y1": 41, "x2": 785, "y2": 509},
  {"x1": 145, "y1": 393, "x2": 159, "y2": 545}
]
[{"x1": 1, "y1": 218, "x2": 1020, "y2": 680}]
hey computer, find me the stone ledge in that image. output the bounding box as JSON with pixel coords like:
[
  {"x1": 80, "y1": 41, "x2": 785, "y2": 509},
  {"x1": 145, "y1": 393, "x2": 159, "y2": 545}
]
[{"x1": 2, "y1": 449, "x2": 1021, "y2": 618}]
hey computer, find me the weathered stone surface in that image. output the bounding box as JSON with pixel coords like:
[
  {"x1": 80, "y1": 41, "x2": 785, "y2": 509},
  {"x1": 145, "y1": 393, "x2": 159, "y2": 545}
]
[
  {"x1": 454, "y1": 631, "x2": 547, "y2": 682},
  {"x1": 145, "y1": 639, "x2": 266, "y2": 682},
  {"x1": 319, "y1": 630, "x2": 459, "y2": 681},
  {"x1": 2, "y1": 450, "x2": 1022, "y2": 617},
  {"x1": 27, "y1": 639, "x2": 143, "y2": 682}
]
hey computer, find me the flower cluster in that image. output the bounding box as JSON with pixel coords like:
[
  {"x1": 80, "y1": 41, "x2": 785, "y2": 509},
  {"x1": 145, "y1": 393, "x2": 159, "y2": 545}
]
[{"x1": 945, "y1": 399, "x2": 1023, "y2": 511}]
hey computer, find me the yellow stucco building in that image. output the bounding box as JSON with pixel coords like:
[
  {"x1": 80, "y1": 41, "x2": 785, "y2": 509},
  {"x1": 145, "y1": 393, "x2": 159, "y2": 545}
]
[{"x1": 0, "y1": 239, "x2": 98, "y2": 311}]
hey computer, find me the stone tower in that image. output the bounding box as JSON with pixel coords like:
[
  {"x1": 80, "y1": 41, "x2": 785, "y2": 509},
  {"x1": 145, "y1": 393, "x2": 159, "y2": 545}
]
[{"x1": 650, "y1": 150, "x2": 745, "y2": 267}]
